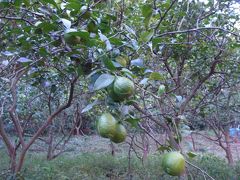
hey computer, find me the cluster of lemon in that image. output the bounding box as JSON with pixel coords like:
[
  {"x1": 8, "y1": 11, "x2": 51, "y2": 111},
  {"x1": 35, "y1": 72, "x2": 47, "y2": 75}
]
[
  {"x1": 97, "y1": 77, "x2": 134, "y2": 143},
  {"x1": 97, "y1": 77, "x2": 186, "y2": 176},
  {"x1": 97, "y1": 113, "x2": 127, "y2": 143}
]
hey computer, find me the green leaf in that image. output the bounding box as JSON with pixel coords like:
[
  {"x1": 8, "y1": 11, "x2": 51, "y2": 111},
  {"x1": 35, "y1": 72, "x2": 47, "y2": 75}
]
[
  {"x1": 142, "y1": 4, "x2": 152, "y2": 28},
  {"x1": 162, "y1": 1, "x2": 171, "y2": 9},
  {"x1": 14, "y1": 0, "x2": 22, "y2": 6},
  {"x1": 41, "y1": 0, "x2": 59, "y2": 9},
  {"x1": 157, "y1": 145, "x2": 171, "y2": 152},
  {"x1": 109, "y1": 37, "x2": 124, "y2": 46},
  {"x1": 144, "y1": 17, "x2": 151, "y2": 28},
  {"x1": 99, "y1": 32, "x2": 112, "y2": 51},
  {"x1": 93, "y1": 74, "x2": 115, "y2": 91},
  {"x1": 68, "y1": 30, "x2": 90, "y2": 40},
  {"x1": 115, "y1": 56, "x2": 127, "y2": 67},
  {"x1": 131, "y1": 58, "x2": 144, "y2": 67},
  {"x1": 106, "y1": 13, "x2": 117, "y2": 21},
  {"x1": 121, "y1": 68, "x2": 137, "y2": 78},
  {"x1": 149, "y1": 72, "x2": 164, "y2": 81},
  {"x1": 152, "y1": 37, "x2": 162, "y2": 48},
  {"x1": 187, "y1": 151, "x2": 197, "y2": 158},
  {"x1": 17, "y1": 57, "x2": 32, "y2": 63},
  {"x1": 157, "y1": 85, "x2": 165, "y2": 95},
  {"x1": 76, "y1": 65, "x2": 84, "y2": 76},
  {"x1": 61, "y1": 18, "x2": 71, "y2": 29},
  {"x1": 142, "y1": 4, "x2": 152, "y2": 18},
  {"x1": 87, "y1": 20, "x2": 98, "y2": 33},
  {"x1": 30, "y1": 72, "x2": 41, "y2": 78},
  {"x1": 65, "y1": 2, "x2": 82, "y2": 10},
  {"x1": 38, "y1": 22, "x2": 58, "y2": 33},
  {"x1": 125, "y1": 100, "x2": 139, "y2": 106},
  {"x1": 124, "y1": 24, "x2": 136, "y2": 36},
  {"x1": 81, "y1": 100, "x2": 100, "y2": 113},
  {"x1": 139, "y1": 78, "x2": 149, "y2": 85},
  {"x1": 23, "y1": 0, "x2": 30, "y2": 6},
  {"x1": 39, "y1": 47, "x2": 49, "y2": 57},
  {"x1": 125, "y1": 116, "x2": 140, "y2": 128},
  {"x1": 103, "y1": 58, "x2": 117, "y2": 71},
  {"x1": 141, "y1": 30, "x2": 154, "y2": 42},
  {"x1": 51, "y1": 85, "x2": 57, "y2": 93}
]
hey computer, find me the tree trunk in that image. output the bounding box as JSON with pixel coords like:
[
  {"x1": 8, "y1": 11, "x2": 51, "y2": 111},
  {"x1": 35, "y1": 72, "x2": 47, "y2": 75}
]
[
  {"x1": 47, "y1": 126, "x2": 54, "y2": 160},
  {"x1": 190, "y1": 132, "x2": 196, "y2": 151},
  {"x1": 142, "y1": 133, "x2": 149, "y2": 164},
  {"x1": 110, "y1": 142, "x2": 115, "y2": 156},
  {"x1": 10, "y1": 150, "x2": 17, "y2": 172},
  {"x1": 224, "y1": 130, "x2": 234, "y2": 165}
]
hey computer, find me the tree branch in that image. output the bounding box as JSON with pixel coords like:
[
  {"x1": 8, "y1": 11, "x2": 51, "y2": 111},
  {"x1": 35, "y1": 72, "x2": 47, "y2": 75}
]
[
  {"x1": 0, "y1": 99, "x2": 15, "y2": 155},
  {"x1": 179, "y1": 50, "x2": 223, "y2": 114},
  {"x1": 156, "y1": 27, "x2": 239, "y2": 38},
  {"x1": 0, "y1": 16, "x2": 34, "y2": 25},
  {"x1": 8, "y1": 70, "x2": 26, "y2": 147},
  {"x1": 132, "y1": 103, "x2": 180, "y2": 150},
  {"x1": 16, "y1": 76, "x2": 78, "y2": 172},
  {"x1": 154, "y1": 0, "x2": 178, "y2": 33}
]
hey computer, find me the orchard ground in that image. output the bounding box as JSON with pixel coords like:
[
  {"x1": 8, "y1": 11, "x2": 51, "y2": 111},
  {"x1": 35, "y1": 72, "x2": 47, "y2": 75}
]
[
  {"x1": 10, "y1": 132, "x2": 240, "y2": 161},
  {"x1": 1, "y1": 132, "x2": 240, "y2": 179}
]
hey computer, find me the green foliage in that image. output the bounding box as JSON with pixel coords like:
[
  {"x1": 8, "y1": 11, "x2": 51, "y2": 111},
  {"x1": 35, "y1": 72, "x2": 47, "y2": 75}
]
[
  {"x1": 188, "y1": 154, "x2": 236, "y2": 179},
  {"x1": 1, "y1": 152, "x2": 240, "y2": 180},
  {"x1": 0, "y1": 149, "x2": 9, "y2": 172},
  {"x1": 0, "y1": 0, "x2": 240, "y2": 176},
  {"x1": 234, "y1": 160, "x2": 240, "y2": 177}
]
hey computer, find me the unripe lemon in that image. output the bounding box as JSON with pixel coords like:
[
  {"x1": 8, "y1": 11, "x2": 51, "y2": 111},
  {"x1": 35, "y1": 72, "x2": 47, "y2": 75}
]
[
  {"x1": 162, "y1": 151, "x2": 185, "y2": 176},
  {"x1": 97, "y1": 113, "x2": 117, "y2": 138},
  {"x1": 113, "y1": 77, "x2": 134, "y2": 99},
  {"x1": 110, "y1": 123, "x2": 127, "y2": 143}
]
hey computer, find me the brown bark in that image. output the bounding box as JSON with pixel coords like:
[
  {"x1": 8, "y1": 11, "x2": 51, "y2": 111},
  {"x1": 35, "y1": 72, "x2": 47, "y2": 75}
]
[
  {"x1": 142, "y1": 134, "x2": 149, "y2": 163},
  {"x1": 15, "y1": 77, "x2": 77, "y2": 172},
  {"x1": 133, "y1": 103, "x2": 180, "y2": 150},
  {"x1": 190, "y1": 132, "x2": 196, "y2": 151},
  {"x1": 47, "y1": 126, "x2": 54, "y2": 160},
  {"x1": 179, "y1": 50, "x2": 222, "y2": 114},
  {"x1": 110, "y1": 142, "x2": 115, "y2": 156},
  {"x1": 8, "y1": 70, "x2": 26, "y2": 147},
  {"x1": 224, "y1": 130, "x2": 234, "y2": 165}
]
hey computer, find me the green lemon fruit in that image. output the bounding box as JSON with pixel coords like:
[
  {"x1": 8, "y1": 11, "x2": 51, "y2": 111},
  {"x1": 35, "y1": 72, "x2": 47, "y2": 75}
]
[
  {"x1": 97, "y1": 113, "x2": 117, "y2": 138},
  {"x1": 110, "y1": 123, "x2": 127, "y2": 143},
  {"x1": 107, "y1": 85, "x2": 125, "y2": 102},
  {"x1": 162, "y1": 151, "x2": 185, "y2": 176},
  {"x1": 64, "y1": 29, "x2": 81, "y2": 45},
  {"x1": 113, "y1": 77, "x2": 134, "y2": 99}
]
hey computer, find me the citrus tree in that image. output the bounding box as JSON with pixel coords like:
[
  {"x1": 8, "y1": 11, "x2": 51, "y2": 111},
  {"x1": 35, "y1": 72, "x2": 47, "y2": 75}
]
[{"x1": 0, "y1": 0, "x2": 239, "y2": 179}]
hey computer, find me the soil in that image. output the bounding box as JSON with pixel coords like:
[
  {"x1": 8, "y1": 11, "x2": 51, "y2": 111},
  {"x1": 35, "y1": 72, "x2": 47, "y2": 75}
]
[{"x1": 27, "y1": 131, "x2": 240, "y2": 162}]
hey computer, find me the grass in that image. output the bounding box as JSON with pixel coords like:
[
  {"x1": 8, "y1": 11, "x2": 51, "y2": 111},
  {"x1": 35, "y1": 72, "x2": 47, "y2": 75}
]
[
  {"x1": 0, "y1": 150, "x2": 175, "y2": 180},
  {"x1": 24, "y1": 153, "x2": 171, "y2": 180},
  {"x1": 0, "y1": 148, "x2": 9, "y2": 173},
  {"x1": 0, "y1": 148, "x2": 240, "y2": 180}
]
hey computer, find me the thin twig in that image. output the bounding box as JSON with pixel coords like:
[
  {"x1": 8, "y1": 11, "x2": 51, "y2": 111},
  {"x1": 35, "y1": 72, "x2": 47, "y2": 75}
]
[
  {"x1": 186, "y1": 160, "x2": 215, "y2": 180},
  {"x1": 0, "y1": 16, "x2": 34, "y2": 25},
  {"x1": 156, "y1": 27, "x2": 239, "y2": 38}
]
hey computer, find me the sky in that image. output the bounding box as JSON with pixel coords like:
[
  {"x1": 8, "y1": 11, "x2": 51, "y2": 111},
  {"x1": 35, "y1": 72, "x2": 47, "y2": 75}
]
[{"x1": 198, "y1": 0, "x2": 240, "y2": 29}]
